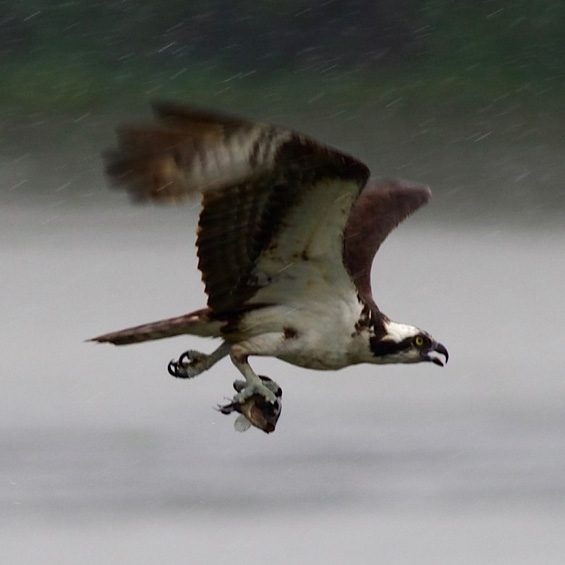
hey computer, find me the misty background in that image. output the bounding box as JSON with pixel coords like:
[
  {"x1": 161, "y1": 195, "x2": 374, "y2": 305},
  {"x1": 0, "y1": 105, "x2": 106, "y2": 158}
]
[{"x1": 1, "y1": 1, "x2": 564, "y2": 564}]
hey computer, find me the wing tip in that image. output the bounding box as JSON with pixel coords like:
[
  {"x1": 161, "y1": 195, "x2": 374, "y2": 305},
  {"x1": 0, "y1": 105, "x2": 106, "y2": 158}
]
[
  {"x1": 367, "y1": 178, "x2": 432, "y2": 212},
  {"x1": 378, "y1": 178, "x2": 431, "y2": 198}
]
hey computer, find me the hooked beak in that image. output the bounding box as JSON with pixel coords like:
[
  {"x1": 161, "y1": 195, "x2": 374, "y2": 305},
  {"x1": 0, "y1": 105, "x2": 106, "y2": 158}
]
[{"x1": 423, "y1": 342, "x2": 449, "y2": 367}]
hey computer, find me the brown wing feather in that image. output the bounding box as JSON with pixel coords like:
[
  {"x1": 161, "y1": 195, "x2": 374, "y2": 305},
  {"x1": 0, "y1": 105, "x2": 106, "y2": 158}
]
[
  {"x1": 343, "y1": 180, "x2": 431, "y2": 308},
  {"x1": 104, "y1": 102, "x2": 369, "y2": 315},
  {"x1": 198, "y1": 136, "x2": 369, "y2": 313}
]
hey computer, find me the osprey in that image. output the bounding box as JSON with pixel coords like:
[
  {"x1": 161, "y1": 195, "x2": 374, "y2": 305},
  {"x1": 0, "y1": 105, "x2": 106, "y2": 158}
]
[{"x1": 91, "y1": 102, "x2": 448, "y2": 433}]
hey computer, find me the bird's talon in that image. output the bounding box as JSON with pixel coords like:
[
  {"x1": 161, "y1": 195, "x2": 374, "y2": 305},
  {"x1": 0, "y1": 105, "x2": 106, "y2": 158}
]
[
  {"x1": 218, "y1": 376, "x2": 283, "y2": 433},
  {"x1": 167, "y1": 349, "x2": 209, "y2": 379},
  {"x1": 234, "y1": 380, "x2": 279, "y2": 405},
  {"x1": 168, "y1": 359, "x2": 180, "y2": 377},
  {"x1": 179, "y1": 350, "x2": 206, "y2": 365}
]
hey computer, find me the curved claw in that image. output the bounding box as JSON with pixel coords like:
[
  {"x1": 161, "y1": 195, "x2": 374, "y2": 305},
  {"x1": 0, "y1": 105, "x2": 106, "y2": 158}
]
[
  {"x1": 178, "y1": 350, "x2": 202, "y2": 366},
  {"x1": 168, "y1": 359, "x2": 190, "y2": 379},
  {"x1": 167, "y1": 349, "x2": 208, "y2": 379}
]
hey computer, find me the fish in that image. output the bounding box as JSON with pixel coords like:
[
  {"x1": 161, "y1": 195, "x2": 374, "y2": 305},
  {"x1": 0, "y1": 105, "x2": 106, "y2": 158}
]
[{"x1": 218, "y1": 376, "x2": 283, "y2": 433}]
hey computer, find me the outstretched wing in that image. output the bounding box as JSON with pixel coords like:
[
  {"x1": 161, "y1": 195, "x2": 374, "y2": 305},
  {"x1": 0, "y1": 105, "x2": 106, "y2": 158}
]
[
  {"x1": 343, "y1": 180, "x2": 431, "y2": 310},
  {"x1": 105, "y1": 102, "x2": 369, "y2": 314}
]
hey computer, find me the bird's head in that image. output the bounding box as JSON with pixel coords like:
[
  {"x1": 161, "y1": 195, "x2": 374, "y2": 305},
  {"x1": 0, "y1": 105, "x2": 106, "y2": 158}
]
[{"x1": 369, "y1": 321, "x2": 449, "y2": 366}]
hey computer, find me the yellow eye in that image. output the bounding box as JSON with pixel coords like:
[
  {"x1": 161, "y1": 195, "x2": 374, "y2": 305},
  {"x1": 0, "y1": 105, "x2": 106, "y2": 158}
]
[{"x1": 414, "y1": 336, "x2": 424, "y2": 347}]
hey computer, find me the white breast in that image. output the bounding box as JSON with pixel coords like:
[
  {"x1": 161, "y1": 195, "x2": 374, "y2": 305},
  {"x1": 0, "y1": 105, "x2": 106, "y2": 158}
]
[{"x1": 238, "y1": 269, "x2": 365, "y2": 370}]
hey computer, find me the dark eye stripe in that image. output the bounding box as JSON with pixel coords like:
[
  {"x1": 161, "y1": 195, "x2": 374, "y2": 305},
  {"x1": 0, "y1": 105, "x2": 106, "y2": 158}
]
[{"x1": 370, "y1": 336, "x2": 413, "y2": 357}]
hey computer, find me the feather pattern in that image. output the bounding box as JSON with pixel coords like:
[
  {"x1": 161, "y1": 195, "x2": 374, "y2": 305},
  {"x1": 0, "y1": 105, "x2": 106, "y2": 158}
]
[
  {"x1": 103, "y1": 102, "x2": 428, "y2": 322},
  {"x1": 105, "y1": 102, "x2": 291, "y2": 202},
  {"x1": 105, "y1": 102, "x2": 369, "y2": 315}
]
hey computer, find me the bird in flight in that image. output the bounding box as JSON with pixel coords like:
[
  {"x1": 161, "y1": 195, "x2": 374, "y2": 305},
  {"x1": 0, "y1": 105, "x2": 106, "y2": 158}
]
[{"x1": 91, "y1": 102, "x2": 448, "y2": 433}]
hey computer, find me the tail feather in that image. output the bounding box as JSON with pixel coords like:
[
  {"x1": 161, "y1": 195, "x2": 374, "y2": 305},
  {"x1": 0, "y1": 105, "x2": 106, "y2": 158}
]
[{"x1": 89, "y1": 308, "x2": 221, "y2": 346}]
